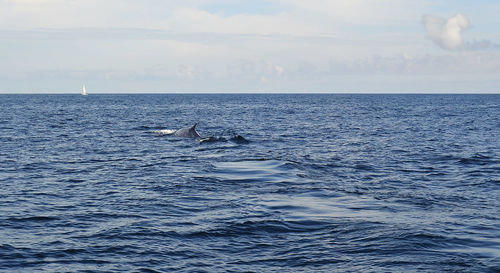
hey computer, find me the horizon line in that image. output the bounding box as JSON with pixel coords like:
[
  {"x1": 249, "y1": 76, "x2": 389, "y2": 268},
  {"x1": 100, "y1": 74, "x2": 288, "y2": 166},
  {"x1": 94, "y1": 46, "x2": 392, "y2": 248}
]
[{"x1": 0, "y1": 91, "x2": 499, "y2": 95}]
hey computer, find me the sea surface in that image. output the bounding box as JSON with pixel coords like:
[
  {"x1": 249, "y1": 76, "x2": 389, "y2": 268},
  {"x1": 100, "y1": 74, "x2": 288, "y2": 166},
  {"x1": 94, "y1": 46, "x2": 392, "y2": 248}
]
[{"x1": 0, "y1": 94, "x2": 499, "y2": 272}]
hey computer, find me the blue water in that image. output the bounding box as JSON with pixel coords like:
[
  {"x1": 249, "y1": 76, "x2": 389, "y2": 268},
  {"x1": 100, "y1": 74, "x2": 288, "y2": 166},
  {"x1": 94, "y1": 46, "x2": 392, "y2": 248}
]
[{"x1": 1, "y1": 94, "x2": 499, "y2": 272}]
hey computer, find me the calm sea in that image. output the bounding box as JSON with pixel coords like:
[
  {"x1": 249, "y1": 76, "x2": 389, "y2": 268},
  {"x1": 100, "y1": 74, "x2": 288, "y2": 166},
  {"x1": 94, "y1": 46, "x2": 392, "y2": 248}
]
[{"x1": 0, "y1": 94, "x2": 499, "y2": 272}]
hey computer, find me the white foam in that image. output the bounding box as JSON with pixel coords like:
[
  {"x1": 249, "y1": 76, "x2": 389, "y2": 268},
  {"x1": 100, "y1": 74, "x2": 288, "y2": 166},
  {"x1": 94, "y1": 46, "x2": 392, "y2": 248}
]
[{"x1": 153, "y1": 129, "x2": 176, "y2": 135}]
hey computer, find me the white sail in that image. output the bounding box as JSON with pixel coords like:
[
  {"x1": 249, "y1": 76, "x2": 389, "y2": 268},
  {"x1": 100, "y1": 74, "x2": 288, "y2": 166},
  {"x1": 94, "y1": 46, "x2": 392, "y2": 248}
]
[{"x1": 81, "y1": 85, "x2": 87, "y2": 96}]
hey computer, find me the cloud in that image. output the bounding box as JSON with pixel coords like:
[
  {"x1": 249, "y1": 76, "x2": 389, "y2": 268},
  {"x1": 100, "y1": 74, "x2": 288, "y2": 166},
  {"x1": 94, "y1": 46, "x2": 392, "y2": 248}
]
[
  {"x1": 261, "y1": 62, "x2": 284, "y2": 83},
  {"x1": 463, "y1": 40, "x2": 500, "y2": 51},
  {"x1": 423, "y1": 13, "x2": 470, "y2": 50},
  {"x1": 267, "y1": 62, "x2": 284, "y2": 77}
]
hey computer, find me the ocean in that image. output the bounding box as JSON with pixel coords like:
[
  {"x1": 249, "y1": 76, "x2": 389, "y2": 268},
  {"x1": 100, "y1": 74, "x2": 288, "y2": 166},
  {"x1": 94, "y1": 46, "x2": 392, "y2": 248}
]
[{"x1": 0, "y1": 94, "x2": 499, "y2": 272}]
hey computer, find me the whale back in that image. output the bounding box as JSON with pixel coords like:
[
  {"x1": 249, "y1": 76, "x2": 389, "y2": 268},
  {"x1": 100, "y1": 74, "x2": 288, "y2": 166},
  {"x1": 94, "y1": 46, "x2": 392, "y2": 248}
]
[{"x1": 173, "y1": 123, "x2": 201, "y2": 138}]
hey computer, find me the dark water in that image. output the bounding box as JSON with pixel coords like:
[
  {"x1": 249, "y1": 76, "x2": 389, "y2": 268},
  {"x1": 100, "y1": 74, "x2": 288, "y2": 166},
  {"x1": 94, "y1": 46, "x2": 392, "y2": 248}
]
[{"x1": 1, "y1": 94, "x2": 499, "y2": 272}]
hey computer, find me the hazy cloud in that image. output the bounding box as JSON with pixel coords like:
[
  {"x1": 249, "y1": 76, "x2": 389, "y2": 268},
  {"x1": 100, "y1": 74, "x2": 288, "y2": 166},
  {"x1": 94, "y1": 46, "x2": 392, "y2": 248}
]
[
  {"x1": 260, "y1": 62, "x2": 284, "y2": 83},
  {"x1": 463, "y1": 40, "x2": 500, "y2": 51},
  {"x1": 423, "y1": 13, "x2": 470, "y2": 50}
]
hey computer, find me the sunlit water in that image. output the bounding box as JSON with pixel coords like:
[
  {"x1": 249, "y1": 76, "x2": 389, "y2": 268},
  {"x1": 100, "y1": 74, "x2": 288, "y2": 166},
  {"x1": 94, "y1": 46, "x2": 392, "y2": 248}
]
[{"x1": 0, "y1": 94, "x2": 499, "y2": 272}]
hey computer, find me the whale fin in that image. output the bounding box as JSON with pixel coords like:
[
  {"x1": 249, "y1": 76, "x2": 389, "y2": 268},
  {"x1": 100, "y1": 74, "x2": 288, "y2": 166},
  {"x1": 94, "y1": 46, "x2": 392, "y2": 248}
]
[
  {"x1": 190, "y1": 123, "x2": 200, "y2": 138},
  {"x1": 174, "y1": 123, "x2": 201, "y2": 138}
]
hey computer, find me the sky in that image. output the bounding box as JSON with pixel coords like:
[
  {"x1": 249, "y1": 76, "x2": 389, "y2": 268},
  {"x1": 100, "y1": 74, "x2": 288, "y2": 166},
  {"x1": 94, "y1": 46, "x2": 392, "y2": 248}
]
[{"x1": 1, "y1": 0, "x2": 500, "y2": 93}]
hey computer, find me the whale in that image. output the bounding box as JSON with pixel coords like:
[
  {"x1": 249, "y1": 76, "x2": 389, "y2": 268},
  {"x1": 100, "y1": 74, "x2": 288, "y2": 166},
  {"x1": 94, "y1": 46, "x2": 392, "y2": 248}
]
[
  {"x1": 173, "y1": 123, "x2": 201, "y2": 138},
  {"x1": 153, "y1": 123, "x2": 249, "y2": 144}
]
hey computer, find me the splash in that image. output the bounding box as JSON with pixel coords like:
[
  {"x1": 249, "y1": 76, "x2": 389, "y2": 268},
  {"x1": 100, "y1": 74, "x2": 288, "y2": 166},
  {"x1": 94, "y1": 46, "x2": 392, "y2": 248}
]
[{"x1": 152, "y1": 129, "x2": 176, "y2": 135}]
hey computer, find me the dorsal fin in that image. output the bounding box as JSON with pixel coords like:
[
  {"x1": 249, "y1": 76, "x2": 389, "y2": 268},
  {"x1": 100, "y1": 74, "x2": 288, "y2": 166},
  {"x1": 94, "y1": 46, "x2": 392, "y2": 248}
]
[
  {"x1": 173, "y1": 123, "x2": 201, "y2": 138},
  {"x1": 189, "y1": 123, "x2": 201, "y2": 138}
]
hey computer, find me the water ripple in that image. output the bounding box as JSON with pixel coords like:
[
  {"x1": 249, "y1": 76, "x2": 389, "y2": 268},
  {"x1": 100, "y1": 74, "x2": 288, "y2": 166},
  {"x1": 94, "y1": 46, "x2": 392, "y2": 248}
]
[{"x1": 0, "y1": 94, "x2": 499, "y2": 272}]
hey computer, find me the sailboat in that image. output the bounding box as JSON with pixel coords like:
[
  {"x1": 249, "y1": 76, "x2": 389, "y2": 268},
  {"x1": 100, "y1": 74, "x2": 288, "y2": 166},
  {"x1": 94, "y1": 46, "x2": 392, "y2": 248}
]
[{"x1": 81, "y1": 85, "x2": 88, "y2": 96}]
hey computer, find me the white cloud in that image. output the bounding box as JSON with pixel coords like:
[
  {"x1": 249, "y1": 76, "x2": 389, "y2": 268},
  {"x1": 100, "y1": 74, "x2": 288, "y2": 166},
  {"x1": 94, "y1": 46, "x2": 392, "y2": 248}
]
[
  {"x1": 266, "y1": 62, "x2": 284, "y2": 76},
  {"x1": 260, "y1": 61, "x2": 284, "y2": 83},
  {"x1": 423, "y1": 13, "x2": 470, "y2": 50},
  {"x1": 0, "y1": 0, "x2": 426, "y2": 36}
]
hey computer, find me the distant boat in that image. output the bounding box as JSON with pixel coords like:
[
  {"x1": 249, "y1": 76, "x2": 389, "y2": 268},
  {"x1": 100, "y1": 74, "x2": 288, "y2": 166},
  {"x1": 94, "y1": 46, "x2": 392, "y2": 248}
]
[{"x1": 81, "y1": 85, "x2": 88, "y2": 96}]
